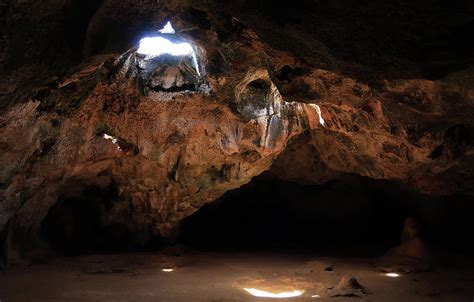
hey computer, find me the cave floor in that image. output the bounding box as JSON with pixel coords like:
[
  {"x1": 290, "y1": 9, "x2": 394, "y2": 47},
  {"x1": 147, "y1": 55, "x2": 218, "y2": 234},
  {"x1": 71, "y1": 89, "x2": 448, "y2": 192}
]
[{"x1": 1, "y1": 251, "x2": 473, "y2": 302}]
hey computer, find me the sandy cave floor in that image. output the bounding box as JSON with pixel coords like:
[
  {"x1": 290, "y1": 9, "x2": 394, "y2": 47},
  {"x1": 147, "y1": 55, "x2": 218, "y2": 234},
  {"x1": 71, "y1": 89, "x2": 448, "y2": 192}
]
[{"x1": 0, "y1": 251, "x2": 473, "y2": 302}]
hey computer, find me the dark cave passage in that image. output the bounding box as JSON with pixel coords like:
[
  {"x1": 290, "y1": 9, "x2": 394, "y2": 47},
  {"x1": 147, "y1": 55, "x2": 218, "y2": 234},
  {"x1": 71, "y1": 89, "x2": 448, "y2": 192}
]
[
  {"x1": 38, "y1": 175, "x2": 474, "y2": 258},
  {"x1": 180, "y1": 175, "x2": 474, "y2": 256},
  {"x1": 40, "y1": 183, "x2": 156, "y2": 255}
]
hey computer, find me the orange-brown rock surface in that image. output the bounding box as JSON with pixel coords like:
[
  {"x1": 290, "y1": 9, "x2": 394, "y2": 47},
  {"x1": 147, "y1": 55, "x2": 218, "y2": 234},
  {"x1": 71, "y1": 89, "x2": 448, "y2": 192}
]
[
  {"x1": 1, "y1": 0, "x2": 474, "y2": 261},
  {"x1": 0, "y1": 11, "x2": 328, "y2": 260}
]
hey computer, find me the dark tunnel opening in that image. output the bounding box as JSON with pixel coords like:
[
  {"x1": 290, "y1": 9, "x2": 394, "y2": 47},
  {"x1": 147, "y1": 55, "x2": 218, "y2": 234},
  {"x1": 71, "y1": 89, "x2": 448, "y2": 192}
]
[
  {"x1": 180, "y1": 174, "x2": 474, "y2": 257},
  {"x1": 41, "y1": 184, "x2": 143, "y2": 255}
]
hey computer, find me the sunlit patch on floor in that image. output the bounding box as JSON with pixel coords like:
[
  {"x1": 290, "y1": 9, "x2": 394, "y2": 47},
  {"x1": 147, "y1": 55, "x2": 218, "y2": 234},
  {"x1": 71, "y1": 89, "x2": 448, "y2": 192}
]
[
  {"x1": 235, "y1": 276, "x2": 315, "y2": 300},
  {"x1": 162, "y1": 268, "x2": 175, "y2": 272},
  {"x1": 244, "y1": 288, "x2": 304, "y2": 298}
]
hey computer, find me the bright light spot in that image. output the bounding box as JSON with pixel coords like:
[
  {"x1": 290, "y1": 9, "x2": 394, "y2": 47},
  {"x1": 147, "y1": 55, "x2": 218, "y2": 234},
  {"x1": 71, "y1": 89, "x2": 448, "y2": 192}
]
[
  {"x1": 137, "y1": 37, "x2": 194, "y2": 57},
  {"x1": 311, "y1": 294, "x2": 321, "y2": 298},
  {"x1": 385, "y1": 273, "x2": 400, "y2": 278},
  {"x1": 314, "y1": 104, "x2": 325, "y2": 126},
  {"x1": 159, "y1": 21, "x2": 176, "y2": 34},
  {"x1": 102, "y1": 133, "x2": 121, "y2": 150},
  {"x1": 137, "y1": 33, "x2": 201, "y2": 76},
  {"x1": 162, "y1": 268, "x2": 174, "y2": 272},
  {"x1": 244, "y1": 288, "x2": 304, "y2": 299}
]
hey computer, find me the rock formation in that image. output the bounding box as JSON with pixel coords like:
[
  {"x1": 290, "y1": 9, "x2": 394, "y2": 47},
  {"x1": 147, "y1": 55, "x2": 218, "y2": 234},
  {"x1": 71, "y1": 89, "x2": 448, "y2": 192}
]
[
  {"x1": 1, "y1": 0, "x2": 474, "y2": 262},
  {"x1": 377, "y1": 217, "x2": 432, "y2": 273}
]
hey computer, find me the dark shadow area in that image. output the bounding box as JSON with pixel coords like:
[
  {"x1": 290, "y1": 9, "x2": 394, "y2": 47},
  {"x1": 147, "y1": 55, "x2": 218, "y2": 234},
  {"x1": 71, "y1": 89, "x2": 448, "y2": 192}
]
[
  {"x1": 0, "y1": 0, "x2": 104, "y2": 111},
  {"x1": 41, "y1": 183, "x2": 158, "y2": 255},
  {"x1": 227, "y1": 0, "x2": 474, "y2": 80},
  {"x1": 180, "y1": 174, "x2": 474, "y2": 257},
  {"x1": 0, "y1": 219, "x2": 9, "y2": 268},
  {"x1": 63, "y1": 0, "x2": 104, "y2": 59}
]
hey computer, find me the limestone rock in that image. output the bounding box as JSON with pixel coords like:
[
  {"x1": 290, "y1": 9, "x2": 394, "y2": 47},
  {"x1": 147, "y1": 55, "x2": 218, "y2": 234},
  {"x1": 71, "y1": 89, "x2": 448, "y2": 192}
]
[
  {"x1": 328, "y1": 275, "x2": 370, "y2": 297},
  {"x1": 377, "y1": 217, "x2": 433, "y2": 273}
]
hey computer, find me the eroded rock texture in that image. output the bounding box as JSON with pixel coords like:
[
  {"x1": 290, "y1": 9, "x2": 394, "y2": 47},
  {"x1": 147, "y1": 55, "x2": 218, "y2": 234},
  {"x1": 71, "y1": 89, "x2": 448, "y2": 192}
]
[
  {"x1": 1, "y1": 0, "x2": 474, "y2": 261},
  {"x1": 0, "y1": 3, "x2": 326, "y2": 260}
]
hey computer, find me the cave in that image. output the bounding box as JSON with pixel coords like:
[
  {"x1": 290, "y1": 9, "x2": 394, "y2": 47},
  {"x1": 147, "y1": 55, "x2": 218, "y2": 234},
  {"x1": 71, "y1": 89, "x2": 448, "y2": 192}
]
[{"x1": 1, "y1": 1, "x2": 474, "y2": 301}]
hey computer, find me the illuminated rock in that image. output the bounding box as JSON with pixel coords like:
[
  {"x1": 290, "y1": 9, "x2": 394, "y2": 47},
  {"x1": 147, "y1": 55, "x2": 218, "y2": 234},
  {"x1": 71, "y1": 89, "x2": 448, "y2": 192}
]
[{"x1": 0, "y1": 14, "x2": 325, "y2": 260}]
